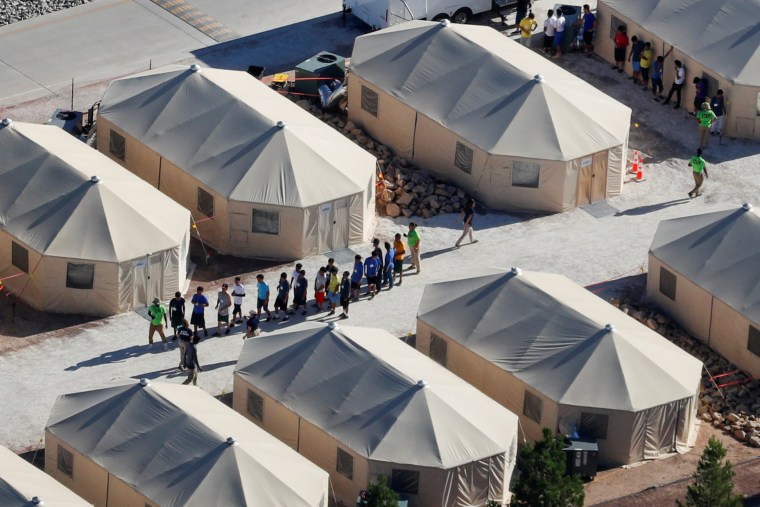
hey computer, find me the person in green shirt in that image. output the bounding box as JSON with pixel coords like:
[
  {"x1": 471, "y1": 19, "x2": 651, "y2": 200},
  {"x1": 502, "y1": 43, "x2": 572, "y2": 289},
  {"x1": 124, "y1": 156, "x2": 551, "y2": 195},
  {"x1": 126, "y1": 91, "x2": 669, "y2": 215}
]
[
  {"x1": 688, "y1": 148, "x2": 709, "y2": 198},
  {"x1": 148, "y1": 297, "x2": 169, "y2": 350},
  {"x1": 405, "y1": 222, "x2": 421, "y2": 274},
  {"x1": 696, "y1": 102, "x2": 717, "y2": 149}
]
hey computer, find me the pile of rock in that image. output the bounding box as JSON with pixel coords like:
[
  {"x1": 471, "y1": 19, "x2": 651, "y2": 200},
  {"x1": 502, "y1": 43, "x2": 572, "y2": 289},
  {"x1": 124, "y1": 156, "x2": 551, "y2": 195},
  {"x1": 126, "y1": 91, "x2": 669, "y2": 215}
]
[
  {"x1": 610, "y1": 296, "x2": 760, "y2": 448},
  {"x1": 0, "y1": 0, "x2": 94, "y2": 27},
  {"x1": 293, "y1": 99, "x2": 470, "y2": 219}
]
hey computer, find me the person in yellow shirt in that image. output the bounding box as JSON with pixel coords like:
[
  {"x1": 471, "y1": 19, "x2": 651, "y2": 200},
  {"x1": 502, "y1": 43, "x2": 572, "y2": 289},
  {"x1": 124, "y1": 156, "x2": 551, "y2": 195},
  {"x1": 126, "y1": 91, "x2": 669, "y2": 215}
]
[
  {"x1": 519, "y1": 13, "x2": 538, "y2": 47},
  {"x1": 639, "y1": 42, "x2": 652, "y2": 90}
]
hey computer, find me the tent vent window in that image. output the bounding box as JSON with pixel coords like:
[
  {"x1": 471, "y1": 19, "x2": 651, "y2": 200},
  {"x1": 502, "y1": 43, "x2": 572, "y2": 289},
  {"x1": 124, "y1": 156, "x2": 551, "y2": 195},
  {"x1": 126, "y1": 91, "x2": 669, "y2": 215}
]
[
  {"x1": 57, "y1": 444, "x2": 74, "y2": 477},
  {"x1": 748, "y1": 326, "x2": 760, "y2": 357},
  {"x1": 336, "y1": 448, "x2": 354, "y2": 479},
  {"x1": 247, "y1": 390, "x2": 264, "y2": 421},
  {"x1": 523, "y1": 391, "x2": 543, "y2": 423},
  {"x1": 659, "y1": 267, "x2": 677, "y2": 301},
  {"x1": 391, "y1": 469, "x2": 420, "y2": 495},
  {"x1": 66, "y1": 263, "x2": 94, "y2": 289},
  {"x1": 512, "y1": 161, "x2": 540, "y2": 188},
  {"x1": 11, "y1": 241, "x2": 29, "y2": 273},
  {"x1": 454, "y1": 142, "x2": 473, "y2": 174},
  {"x1": 429, "y1": 333, "x2": 448, "y2": 366},
  {"x1": 197, "y1": 188, "x2": 214, "y2": 218},
  {"x1": 109, "y1": 130, "x2": 126, "y2": 161},
  {"x1": 252, "y1": 209, "x2": 280, "y2": 235},
  {"x1": 580, "y1": 412, "x2": 609, "y2": 440},
  {"x1": 609, "y1": 16, "x2": 627, "y2": 39},
  {"x1": 361, "y1": 86, "x2": 379, "y2": 117}
]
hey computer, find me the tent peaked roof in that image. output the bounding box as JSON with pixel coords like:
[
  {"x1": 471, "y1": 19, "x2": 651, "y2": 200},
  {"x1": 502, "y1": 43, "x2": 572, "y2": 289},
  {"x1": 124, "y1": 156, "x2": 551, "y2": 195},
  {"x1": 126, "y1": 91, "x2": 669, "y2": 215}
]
[
  {"x1": 350, "y1": 21, "x2": 630, "y2": 160},
  {"x1": 601, "y1": 0, "x2": 760, "y2": 85},
  {"x1": 0, "y1": 122, "x2": 189, "y2": 262},
  {"x1": 99, "y1": 65, "x2": 375, "y2": 207},
  {"x1": 417, "y1": 270, "x2": 702, "y2": 411},
  {"x1": 235, "y1": 322, "x2": 518, "y2": 468},
  {"x1": 650, "y1": 204, "x2": 760, "y2": 324},
  {"x1": 46, "y1": 380, "x2": 328, "y2": 507},
  {"x1": 0, "y1": 446, "x2": 91, "y2": 507}
]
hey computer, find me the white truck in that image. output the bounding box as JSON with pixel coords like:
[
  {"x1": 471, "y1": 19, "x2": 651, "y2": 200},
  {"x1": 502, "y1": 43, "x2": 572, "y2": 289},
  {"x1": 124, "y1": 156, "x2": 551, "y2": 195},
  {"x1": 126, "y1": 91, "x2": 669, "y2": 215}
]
[{"x1": 344, "y1": 0, "x2": 515, "y2": 30}]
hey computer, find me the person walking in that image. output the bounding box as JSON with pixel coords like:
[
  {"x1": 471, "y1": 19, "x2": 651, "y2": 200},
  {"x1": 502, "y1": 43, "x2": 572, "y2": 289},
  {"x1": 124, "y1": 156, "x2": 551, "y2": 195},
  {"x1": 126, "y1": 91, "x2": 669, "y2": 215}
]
[
  {"x1": 662, "y1": 59, "x2": 685, "y2": 109},
  {"x1": 696, "y1": 102, "x2": 717, "y2": 149},
  {"x1": 364, "y1": 250, "x2": 381, "y2": 298},
  {"x1": 393, "y1": 233, "x2": 405, "y2": 286},
  {"x1": 552, "y1": 8, "x2": 565, "y2": 59},
  {"x1": 214, "y1": 283, "x2": 232, "y2": 336},
  {"x1": 168, "y1": 291, "x2": 185, "y2": 338},
  {"x1": 688, "y1": 148, "x2": 709, "y2": 198},
  {"x1": 350, "y1": 255, "x2": 363, "y2": 302},
  {"x1": 628, "y1": 36, "x2": 644, "y2": 84},
  {"x1": 383, "y1": 241, "x2": 395, "y2": 290},
  {"x1": 519, "y1": 13, "x2": 538, "y2": 47},
  {"x1": 313, "y1": 267, "x2": 327, "y2": 312},
  {"x1": 291, "y1": 270, "x2": 308, "y2": 316},
  {"x1": 579, "y1": 4, "x2": 596, "y2": 57},
  {"x1": 690, "y1": 77, "x2": 707, "y2": 116},
  {"x1": 710, "y1": 90, "x2": 727, "y2": 136},
  {"x1": 326, "y1": 267, "x2": 340, "y2": 316},
  {"x1": 181, "y1": 334, "x2": 202, "y2": 386},
  {"x1": 455, "y1": 198, "x2": 478, "y2": 247},
  {"x1": 244, "y1": 310, "x2": 261, "y2": 339},
  {"x1": 190, "y1": 286, "x2": 209, "y2": 337},
  {"x1": 290, "y1": 263, "x2": 302, "y2": 289},
  {"x1": 612, "y1": 25, "x2": 629, "y2": 72},
  {"x1": 255, "y1": 274, "x2": 273, "y2": 321},
  {"x1": 371, "y1": 239, "x2": 384, "y2": 285},
  {"x1": 405, "y1": 223, "x2": 421, "y2": 274},
  {"x1": 639, "y1": 42, "x2": 652, "y2": 90},
  {"x1": 273, "y1": 272, "x2": 290, "y2": 321},
  {"x1": 174, "y1": 318, "x2": 193, "y2": 371},
  {"x1": 339, "y1": 271, "x2": 351, "y2": 319},
  {"x1": 542, "y1": 9, "x2": 556, "y2": 55},
  {"x1": 147, "y1": 297, "x2": 169, "y2": 350},
  {"x1": 230, "y1": 277, "x2": 246, "y2": 324}
]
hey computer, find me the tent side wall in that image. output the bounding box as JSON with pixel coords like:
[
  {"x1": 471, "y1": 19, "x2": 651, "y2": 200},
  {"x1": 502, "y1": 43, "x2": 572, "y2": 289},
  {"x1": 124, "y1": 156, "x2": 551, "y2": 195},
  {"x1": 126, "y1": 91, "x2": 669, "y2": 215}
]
[
  {"x1": 227, "y1": 200, "x2": 306, "y2": 260},
  {"x1": 232, "y1": 379, "x2": 300, "y2": 449},
  {"x1": 106, "y1": 473, "x2": 158, "y2": 507},
  {"x1": 606, "y1": 143, "x2": 625, "y2": 197},
  {"x1": 0, "y1": 232, "x2": 46, "y2": 312},
  {"x1": 41, "y1": 257, "x2": 119, "y2": 316},
  {"x1": 45, "y1": 432, "x2": 109, "y2": 507},
  {"x1": 97, "y1": 118, "x2": 160, "y2": 187},
  {"x1": 709, "y1": 297, "x2": 760, "y2": 378},
  {"x1": 347, "y1": 76, "x2": 417, "y2": 160},
  {"x1": 646, "y1": 255, "x2": 712, "y2": 342}
]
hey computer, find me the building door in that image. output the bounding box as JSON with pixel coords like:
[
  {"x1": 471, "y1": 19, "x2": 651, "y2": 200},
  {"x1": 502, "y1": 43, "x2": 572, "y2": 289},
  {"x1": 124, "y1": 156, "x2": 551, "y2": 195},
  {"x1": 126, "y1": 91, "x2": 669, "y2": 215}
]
[
  {"x1": 576, "y1": 152, "x2": 608, "y2": 205},
  {"x1": 132, "y1": 257, "x2": 148, "y2": 308},
  {"x1": 318, "y1": 202, "x2": 333, "y2": 253},
  {"x1": 643, "y1": 403, "x2": 678, "y2": 460},
  {"x1": 146, "y1": 253, "x2": 164, "y2": 305},
  {"x1": 332, "y1": 198, "x2": 350, "y2": 250}
]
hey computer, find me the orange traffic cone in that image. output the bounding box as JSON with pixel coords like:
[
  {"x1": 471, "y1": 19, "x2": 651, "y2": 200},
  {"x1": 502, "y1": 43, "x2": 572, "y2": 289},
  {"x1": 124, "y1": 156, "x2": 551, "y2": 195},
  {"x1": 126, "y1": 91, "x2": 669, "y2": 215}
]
[
  {"x1": 630, "y1": 150, "x2": 640, "y2": 174},
  {"x1": 636, "y1": 162, "x2": 644, "y2": 181}
]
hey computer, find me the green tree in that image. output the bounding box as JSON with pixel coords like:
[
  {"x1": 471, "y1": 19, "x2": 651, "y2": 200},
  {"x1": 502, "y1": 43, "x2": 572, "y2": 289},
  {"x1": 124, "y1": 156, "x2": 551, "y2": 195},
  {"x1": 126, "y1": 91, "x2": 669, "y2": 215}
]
[
  {"x1": 677, "y1": 436, "x2": 742, "y2": 507},
  {"x1": 513, "y1": 428, "x2": 584, "y2": 507},
  {"x1": 367, "y1": 474, "x2": 399, "y2": 507}
]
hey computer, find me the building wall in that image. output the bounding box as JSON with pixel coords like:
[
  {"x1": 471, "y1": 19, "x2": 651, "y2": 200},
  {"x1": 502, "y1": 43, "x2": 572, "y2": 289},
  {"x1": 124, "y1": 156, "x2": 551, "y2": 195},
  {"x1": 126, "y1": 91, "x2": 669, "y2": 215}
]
[
  {"x1": 45, "y1": 433, "x2": 109, "y2": 507},
  {"x1": 709, "y1": 297, "x2": 760, "y2": 378}
]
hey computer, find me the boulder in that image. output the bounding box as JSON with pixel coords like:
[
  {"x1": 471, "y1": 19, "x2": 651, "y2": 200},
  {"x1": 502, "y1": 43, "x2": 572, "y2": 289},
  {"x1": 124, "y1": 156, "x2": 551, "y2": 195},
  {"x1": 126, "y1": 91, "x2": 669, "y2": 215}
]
[
  {"x1": 750, "y1": 436, "x2": 760, "y2": 448},
  {"x1": 396, "y1": 192, "x2": 414, "y2": 206},
  {"x1": 727, "y1": 413, "x2": 741, "y2": 423},
  {"x1": 645, "y1": 318, "x2": 658, "y2": 330},
  {"x1": 734, "y1": 429, "x2": 746, "y2": 441},
  {"x1": 386, "y1": 203, "x2": 401, "y2": 218}
]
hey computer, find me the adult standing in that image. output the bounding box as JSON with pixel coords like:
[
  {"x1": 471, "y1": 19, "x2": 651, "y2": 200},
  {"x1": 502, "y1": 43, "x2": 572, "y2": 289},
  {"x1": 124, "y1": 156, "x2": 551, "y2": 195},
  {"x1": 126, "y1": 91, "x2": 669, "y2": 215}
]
[
  {"x1": 230, "y1": 277, "x2": 245, "y2": 324},
  {"x1": 580, "y1": 4, "x2": 596, "y2": 57},
  {"x1": 181, "y1": 335, "x2": 202, "y2": 386},
  {"x1": 696, "y1": 103, "x2": 717, "y2": 149},
  {"x1": 688, "y1": 149, "x2": 709, "y2": 198},
  {"x1": 174, "y1": 319, "x2": 192, "y2": 371},
  {"x1": 405, "y1": 223, "x2": 421, "y2": 274},
  {"x1": 215, "y1": 283, "x2": 232, "y2": 336},
  {"x1": 190, "y1": 286, "x2": 209, "y2": 337},
  {"x1": 691, "y1": 77, "x2": 707, "y2": 116},
  {"x1": 393, "y1": 233, "x2": 405, "y2": 286},
  {"x1": 710, "y1": 90, "x2": 727, "y2": 136},
  {"x1": 255, "y1": 274, "x2": 273, "y2": 321},
  {"x1": 383, "y1": 241, "x2": 395, "y2": 290},
  {"x1": 611, "y1": 26, "x2": 629, "y2": 73},
  {"x1": 455, "y1": 198, "x2": 478, "y2": 248},
  {"x1": 628, "y1": 36, "x2": 644, "y2": 84},
  {"x1": 639, "y1": 42, "x2": 652, "y2": 90},
  {"x1": 552, "y1": 8, "x2": 565, "y2": 59},
  {"x1": 147, "y1": 297, "x2": 169, "y2": 350},
  {"x1": 542, "y1": 9, "x2": 556, "y2": 55},
  {"x1": 168, "y1": 291, "x2": 185, "y2": 338},
  {"x1": 519, "y1": 13, "x2": 538, "y2": 47},
  {"x1": 662, "y1": 60, "x2": 685, "y2": 109}
]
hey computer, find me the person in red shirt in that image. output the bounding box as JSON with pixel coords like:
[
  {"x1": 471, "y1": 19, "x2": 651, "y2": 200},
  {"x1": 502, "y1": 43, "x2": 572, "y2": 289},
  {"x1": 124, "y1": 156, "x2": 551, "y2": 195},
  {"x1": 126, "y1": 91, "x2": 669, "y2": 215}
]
[{"x1": 611, "y1": 25, "x2": 629, "y2": 73}]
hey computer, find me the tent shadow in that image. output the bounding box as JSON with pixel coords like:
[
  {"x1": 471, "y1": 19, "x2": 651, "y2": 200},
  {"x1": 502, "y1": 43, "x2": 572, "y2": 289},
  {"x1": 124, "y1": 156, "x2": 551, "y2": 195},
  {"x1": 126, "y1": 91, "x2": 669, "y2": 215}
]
[{"x1": 614, "y1": 198, "x2": 690, "y2": 216}]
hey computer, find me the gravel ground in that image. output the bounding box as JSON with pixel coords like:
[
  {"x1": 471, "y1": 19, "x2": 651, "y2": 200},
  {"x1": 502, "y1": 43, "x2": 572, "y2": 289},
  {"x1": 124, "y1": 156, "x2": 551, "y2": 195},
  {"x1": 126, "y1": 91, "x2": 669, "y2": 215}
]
[{"x1": 0, "y1": 0, "x2": 94, "y2": 26}]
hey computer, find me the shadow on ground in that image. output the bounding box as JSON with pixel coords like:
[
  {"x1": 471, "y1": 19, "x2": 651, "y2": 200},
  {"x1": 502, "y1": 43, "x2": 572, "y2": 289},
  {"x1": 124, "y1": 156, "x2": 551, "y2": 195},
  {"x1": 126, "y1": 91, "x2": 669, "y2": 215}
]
[{"x1": 614, "y1": 198, "x2": 691, "y2": 216}]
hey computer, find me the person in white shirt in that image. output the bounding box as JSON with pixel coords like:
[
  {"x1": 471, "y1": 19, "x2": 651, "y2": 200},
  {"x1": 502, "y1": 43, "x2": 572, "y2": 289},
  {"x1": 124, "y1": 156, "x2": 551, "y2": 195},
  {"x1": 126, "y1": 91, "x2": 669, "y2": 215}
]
[
  {"x1": 542, "y1": 9, "x2": 556, "y2": 54},
  {"x1": 552, "y1": 8, "x2": 566, "y2": 58},
  {"x1": 231, "y1": 276, "x2": 245, "y2": 324},
  {"x1": 662, "y1": 59, "x2": 685, "y2": 109}
]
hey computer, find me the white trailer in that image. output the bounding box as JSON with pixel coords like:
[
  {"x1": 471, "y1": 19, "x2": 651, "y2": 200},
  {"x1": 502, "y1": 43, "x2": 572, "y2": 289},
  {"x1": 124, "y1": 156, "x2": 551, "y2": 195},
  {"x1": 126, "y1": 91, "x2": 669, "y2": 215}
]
[{"x1": 344, "y1": 0, "x2": 494, "y2": 29}]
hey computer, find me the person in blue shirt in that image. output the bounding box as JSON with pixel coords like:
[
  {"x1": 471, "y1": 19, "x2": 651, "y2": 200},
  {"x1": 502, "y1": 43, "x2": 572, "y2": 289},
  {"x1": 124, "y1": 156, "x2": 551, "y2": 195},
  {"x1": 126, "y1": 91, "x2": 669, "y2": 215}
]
[
  {"x1": 351, "y1": 255, "x2": 363, "y2": 302},
  {"x1": 190, "y1": 286, "x2": 209, "y2": 337},
  {"x1": 364, "y1": 251, "x2": 381, "y2": 298},
  {"x1": 255, "y1": 274, "x2": 272, "y2": 321},
  {"x1": 580, "y1": 4, "x2": 596, "y2": 56},
  {"x1": 383, "y1": 241, "x2": 395, "y2": 290}
]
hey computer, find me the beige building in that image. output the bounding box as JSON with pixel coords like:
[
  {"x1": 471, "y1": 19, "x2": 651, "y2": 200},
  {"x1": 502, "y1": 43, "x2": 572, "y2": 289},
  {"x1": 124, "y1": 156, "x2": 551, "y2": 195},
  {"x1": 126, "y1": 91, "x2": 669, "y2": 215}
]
[
  {"x1": 648, "y1": 204, "x2": 760, "y2": 377},
  {"x1": 97, "y1": 65, "x2": 376, "y2": 261},
  {"x1": 416, "y1": 269, "x2": 703, "y2": 466},
  {"x1": 233, "y1": 322, "x2": 519, "y2": 507},
  {"x1": 349, "y1": 20, "x2": 631, "y2": 213},
  {"x1": 596, "y1": 0, "x2": 760, "y2": 139},
  {"x1": 0, "y1": 120, "x2": 190, "y2": 316},
  {"x1": 45, "y1": 379, "x2": 329, "y2": 507},
  {"x1": 0, "y1": 445, "x2": 91, "y2": 506}
]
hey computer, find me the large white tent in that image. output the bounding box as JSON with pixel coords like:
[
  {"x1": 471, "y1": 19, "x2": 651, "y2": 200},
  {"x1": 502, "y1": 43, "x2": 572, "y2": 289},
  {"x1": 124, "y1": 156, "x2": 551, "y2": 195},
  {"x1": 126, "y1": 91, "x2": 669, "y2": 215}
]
[
  {"x1": 648, "y1": 204, "x2": 760, "y2": 377},
  {"x1": 233, "y1": 322, "x2": 519, "y2": 507},
  {"x1": 0, "y1": 445, "x2": 91, "y2": 507},
  {"x1": 348, "y1": 20, "x2": 631, "y2": 212},
  {"x1": 45, "y1": 379, "x2": 329, "y2": 507},
  {"x1": 596, "y1": 0, "x2": 760, "y2": 139},
  {"x1": 416, "y1": 269, "x2": 703, "y2": 466},
  {"x1": 0, "y1": 120, "x2": 190, "y2": 316},
  {"x1": 97, "y1": 65, "x2": 376, "y2": 260}
]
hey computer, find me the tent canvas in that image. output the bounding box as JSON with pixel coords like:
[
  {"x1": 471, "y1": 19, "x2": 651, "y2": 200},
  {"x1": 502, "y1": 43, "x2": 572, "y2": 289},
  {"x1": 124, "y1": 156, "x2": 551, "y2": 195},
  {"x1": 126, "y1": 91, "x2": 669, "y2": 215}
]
[
  {"x1": 0, "y1": 121, "x2": 190, "y2": 315},
  {"x1": 97, "y1": 65, "x2": 376, "y2": 260},
  {"x1": 233, "y1": 322, "x2": 519, "y2": 507},
  {"x1": 45, "y1": 379, "x2": 329, "y2": 507},
  {"x1": 416, "y1": 269, "x2": 703, "y2": 465},
  {"x1": 349, "y1": 21, "x2": 631, "y2": 212}
]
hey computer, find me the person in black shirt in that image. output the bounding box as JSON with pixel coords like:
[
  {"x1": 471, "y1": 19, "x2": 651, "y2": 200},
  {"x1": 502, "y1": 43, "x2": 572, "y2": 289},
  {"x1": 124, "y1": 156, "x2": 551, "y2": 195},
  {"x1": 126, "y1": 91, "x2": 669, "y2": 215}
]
[
  {"x1": 371, "y1": 238, "x2": 384, "y2": 284},
  {"x1": 290, "y1": 270, "x2": 308, "y2": 316},
  {"x1": 244, "y1": 310, "x2": 261, "y2": 339},
  {"x1": 182, "y1": 335, "x2": 202, "y2": 385},
  {"x1": 339, "y1": 271, "x2": 351, "y2": 319},
  {"x1": 455, "y1": 198, "x2": 478, "y2": 247},
  {"x1": 173, "y1": 318, "x2": 193, "y2": 370},
  {"x1": 168, "y1": 292, "x2": 185, "y2": 338}
]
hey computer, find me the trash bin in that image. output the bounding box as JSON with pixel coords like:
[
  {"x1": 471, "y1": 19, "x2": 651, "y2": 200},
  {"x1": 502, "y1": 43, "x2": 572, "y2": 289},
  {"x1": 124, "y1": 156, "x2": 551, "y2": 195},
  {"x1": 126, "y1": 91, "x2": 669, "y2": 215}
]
[
  {"x1": 554, "y1": 4, "x2": 582, "y2": 52},
  {"x1": 294, "y1": 52, "x2": 346, "y2": 96},
  {"x1": 563, "y1": 436, "x2": 598, "y2": 479}
]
